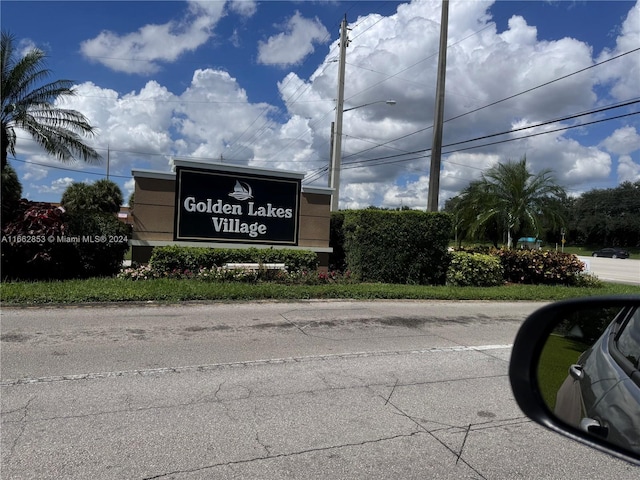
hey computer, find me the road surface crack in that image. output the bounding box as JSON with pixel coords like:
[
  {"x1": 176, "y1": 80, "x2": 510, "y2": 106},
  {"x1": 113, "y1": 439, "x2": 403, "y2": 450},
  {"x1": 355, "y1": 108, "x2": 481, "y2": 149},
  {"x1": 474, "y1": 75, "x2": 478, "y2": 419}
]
[
  {"x1": 382, "y1": 396, "x2": 489, "y2": 480},
  {"x1": 384, "y1": 379, "x2": 399, "y2": 405},
  {"x1": 5, "y1": 397, "x2": 35, "y2": 461},
  {"x1": 254, "y1": 431, "x2": 272, "y2": 456},
  {"x1": 141, "y1": 431, "x2": 423, "y2": 479}
]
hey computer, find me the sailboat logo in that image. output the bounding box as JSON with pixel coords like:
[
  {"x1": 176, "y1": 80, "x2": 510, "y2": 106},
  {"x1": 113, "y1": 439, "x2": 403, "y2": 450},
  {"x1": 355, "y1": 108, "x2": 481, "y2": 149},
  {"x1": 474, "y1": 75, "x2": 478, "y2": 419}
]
[{"x1": 228, "y1": 180, "x2": 253, "y2": 201}]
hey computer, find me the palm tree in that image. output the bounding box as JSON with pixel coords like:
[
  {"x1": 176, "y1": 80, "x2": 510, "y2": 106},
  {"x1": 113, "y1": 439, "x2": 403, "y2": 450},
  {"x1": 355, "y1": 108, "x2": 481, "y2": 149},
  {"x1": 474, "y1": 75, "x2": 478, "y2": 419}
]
[
  {"x1": 91, "y1": 179, "x2": 124, "y2": 214},
  {"x1": 60, "y1": 182, "x2": 96, "y2": 215},
  {"x1": 454, "y1": 157, "x2": 566, "y2": 248},
  {"x1": 1, "y1": 31, "x2": 100, "y2": 171},
  {"x1": 61, "y1": 179, "x2": 123, "y2": 215},
  {"x1": 453, "y1": 180, "x2": 505, "y2": 248}
]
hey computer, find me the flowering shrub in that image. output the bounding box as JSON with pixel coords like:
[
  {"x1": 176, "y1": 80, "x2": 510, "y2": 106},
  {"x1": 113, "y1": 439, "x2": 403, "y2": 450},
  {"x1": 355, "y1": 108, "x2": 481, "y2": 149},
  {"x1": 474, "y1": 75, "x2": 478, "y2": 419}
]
[
  {"x1": 496, "y1": 249, "x2": 585, "y2": 285},
  {"x1": 572, "y1": 272, "x2": 604, "y2": 288},
  {"x1": 117, "y1": 264, "x2": 352, "y2": 285},
  {"x1": 118, "y1": 265, "x2": 161, "y2": 281}
]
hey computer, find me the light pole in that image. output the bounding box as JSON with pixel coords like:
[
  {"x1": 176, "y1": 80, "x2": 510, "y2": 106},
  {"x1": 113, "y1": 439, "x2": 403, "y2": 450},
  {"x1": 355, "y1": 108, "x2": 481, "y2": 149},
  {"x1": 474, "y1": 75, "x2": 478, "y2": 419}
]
[
  {"x1": 343, "y1": 99, "x2": 396, "y2": 112},
  {"x1": 329, "y1": 100, "x2": 396, "y2": 211}
]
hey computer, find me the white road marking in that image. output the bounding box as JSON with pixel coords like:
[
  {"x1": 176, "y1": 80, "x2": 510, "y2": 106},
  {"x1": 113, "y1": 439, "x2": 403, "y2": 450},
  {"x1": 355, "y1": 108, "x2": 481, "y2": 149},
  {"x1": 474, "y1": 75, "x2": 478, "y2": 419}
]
[{"x1": 0, "y1": 344, "x2": 513, "y2": 387}]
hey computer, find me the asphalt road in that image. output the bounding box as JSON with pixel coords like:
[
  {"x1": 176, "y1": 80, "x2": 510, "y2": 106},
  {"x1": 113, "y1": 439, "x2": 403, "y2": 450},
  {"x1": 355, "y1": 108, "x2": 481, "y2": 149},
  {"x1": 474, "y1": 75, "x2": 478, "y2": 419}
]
[
  {"x1": 2, "y1": 301, "x2": 638, "y2": 479},
  {"x1": 578, "y1": 256, "x2": 640, "y2": 285}
]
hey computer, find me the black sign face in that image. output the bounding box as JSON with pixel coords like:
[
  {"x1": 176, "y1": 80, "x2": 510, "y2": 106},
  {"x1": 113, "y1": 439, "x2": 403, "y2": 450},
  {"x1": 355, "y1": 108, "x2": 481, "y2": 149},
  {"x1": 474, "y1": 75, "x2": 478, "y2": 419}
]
[{"x1": 174, "y1": 167, "x2": 300, "y2": 245}]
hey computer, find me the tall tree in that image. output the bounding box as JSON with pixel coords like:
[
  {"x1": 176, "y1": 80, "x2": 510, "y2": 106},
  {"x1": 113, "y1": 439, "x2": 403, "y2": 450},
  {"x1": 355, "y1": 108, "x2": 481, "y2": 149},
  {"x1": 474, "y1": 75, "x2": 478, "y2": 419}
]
[
  {"x1": 1, "y1": 31, "x2": 100, "y2": 171},
  {"x1": 571, "y1": 181, "x2": 640, "y2": 247},
  {"x1": 453, "y1": 157, "x2": 566, "y2": 248}
]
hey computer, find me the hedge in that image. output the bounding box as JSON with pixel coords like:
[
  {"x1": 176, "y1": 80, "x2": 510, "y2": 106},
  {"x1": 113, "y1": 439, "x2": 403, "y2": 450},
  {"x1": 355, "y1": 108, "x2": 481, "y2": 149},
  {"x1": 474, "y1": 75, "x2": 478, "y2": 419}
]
[
  {"x1": 329, "y1": 212, "x2": 347, "y2": 271},
  {"x1": 342, "y1": 210, "x2": 452, "y2": 285},
  {"x1": 148, "y1": 245, "x2": 318, "y2": 274},
  {"x1": 66, "y1": 212, "x2": 131, "y2": 278}
]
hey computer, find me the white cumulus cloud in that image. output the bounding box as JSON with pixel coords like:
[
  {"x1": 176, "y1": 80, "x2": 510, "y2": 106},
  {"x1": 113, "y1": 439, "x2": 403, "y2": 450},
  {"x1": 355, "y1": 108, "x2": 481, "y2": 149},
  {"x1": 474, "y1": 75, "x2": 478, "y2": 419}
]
[
  {"x1": 80, "y1": 1, "x2": 226, "y2": 74},
  {"x1": 617, "y1": 155, "x2": 640, "y2": 183},
  {"x1": 257, "y1": 11, "x2": 329, "y2": 66},
  {"x1": 34, "y1": 177, "x2": 76, "y2": 195},
  {"x1": 601, "y1": 126, "x2": 640, "y2": 156},
  {"x1": 19, "y1": 0, "x2": 640, "y2": 209}
]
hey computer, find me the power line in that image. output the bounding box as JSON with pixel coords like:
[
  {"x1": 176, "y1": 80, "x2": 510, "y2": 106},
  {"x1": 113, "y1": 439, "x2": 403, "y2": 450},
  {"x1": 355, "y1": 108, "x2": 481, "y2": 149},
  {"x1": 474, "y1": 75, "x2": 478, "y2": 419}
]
[
  {"x1": 341, "y1": 110, "x2": 639, "y2": 171},
  {"x1": 13, "y1": 96, "x2": 637, "y2": 182},
  {"x1": 339, "y1": 47, "x2": 640, "y2": 162},
  {"x1": 340, "y1": 98, "x2": 640, "y2": 168},
  {"x1": 445, "y1": 47, "x2": 640, "y2": 126},
  {"x1": 8, "y1": 156, "x2": 132, "y2": 180},
  {"x1": 70, "y1": 25, "x2": 640, "y2": 172},
  {"x1": 12, "y1": 109, "x2": 638, "y2": 193}
]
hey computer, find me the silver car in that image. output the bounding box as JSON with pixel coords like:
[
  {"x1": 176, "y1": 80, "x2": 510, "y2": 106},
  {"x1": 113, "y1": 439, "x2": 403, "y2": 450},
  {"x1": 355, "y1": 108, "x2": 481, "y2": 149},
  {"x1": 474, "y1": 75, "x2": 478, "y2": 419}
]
[{"x1": 555, "y1": 305, "x2": 640, "y2": 454}]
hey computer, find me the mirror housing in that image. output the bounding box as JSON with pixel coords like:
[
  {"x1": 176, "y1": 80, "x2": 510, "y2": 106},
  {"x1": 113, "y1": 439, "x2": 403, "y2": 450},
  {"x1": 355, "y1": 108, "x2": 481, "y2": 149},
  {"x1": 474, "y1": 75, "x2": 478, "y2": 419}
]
[{"x1": 509, "y1": 295, "x2": 640, "y2": 465}]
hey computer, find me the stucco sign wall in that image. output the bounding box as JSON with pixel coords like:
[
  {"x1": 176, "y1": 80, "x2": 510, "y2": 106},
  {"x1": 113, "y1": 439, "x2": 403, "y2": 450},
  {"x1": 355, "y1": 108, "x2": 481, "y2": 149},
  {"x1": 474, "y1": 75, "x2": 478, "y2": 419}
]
[{"x1": 174, "y1": 166, "x2": 300, "y2": 245}]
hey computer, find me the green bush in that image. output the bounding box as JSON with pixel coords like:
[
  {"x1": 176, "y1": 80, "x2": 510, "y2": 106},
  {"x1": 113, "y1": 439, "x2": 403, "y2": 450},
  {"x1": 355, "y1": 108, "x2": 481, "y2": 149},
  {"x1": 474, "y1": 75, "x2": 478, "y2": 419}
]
[
  {"x1": 329, "y1": 211, "x2": 347, "y2": 271},
  {"x1": 496, "y1": 249, "x2": 585, "y2": 285},
  {"x1": 572, "y1": 272, "x2": 604, "y2": 288},
  {"x1": 66, "y1": 212, "x2": 131, "y2": 278},
  {"x1": 342, "y1": 210, "x2": 452, "y2": 285},
  {"x1": 1, "y1": 201, "x2": 79, "y2": 280},
  {"x1": 148, "y1": 245, "x2": 318, "y2": 274},
  {"x1": 446, "y1": 251, "x2": 504, "y2": 287},
  {"x1": 1, "y1": 164, "x2": 22, "y2": 227},
  {"x1": 1, "y1": 201, "x2": 130, "y2": 280}
]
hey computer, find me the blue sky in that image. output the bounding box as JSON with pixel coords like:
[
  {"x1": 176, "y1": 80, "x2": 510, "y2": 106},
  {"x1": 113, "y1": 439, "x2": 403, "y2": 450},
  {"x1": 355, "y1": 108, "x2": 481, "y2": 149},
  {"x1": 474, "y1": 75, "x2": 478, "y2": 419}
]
[{"x1": 2, "y1": 0, "x2": 639, "y2": 208}]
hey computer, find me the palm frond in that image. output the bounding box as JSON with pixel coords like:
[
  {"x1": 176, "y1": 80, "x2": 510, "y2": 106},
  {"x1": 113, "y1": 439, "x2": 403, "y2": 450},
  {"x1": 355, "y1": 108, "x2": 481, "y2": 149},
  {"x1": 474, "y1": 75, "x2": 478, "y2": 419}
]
[{"x1": 2, "y1": 31, "x2": 101, "y2": 168}]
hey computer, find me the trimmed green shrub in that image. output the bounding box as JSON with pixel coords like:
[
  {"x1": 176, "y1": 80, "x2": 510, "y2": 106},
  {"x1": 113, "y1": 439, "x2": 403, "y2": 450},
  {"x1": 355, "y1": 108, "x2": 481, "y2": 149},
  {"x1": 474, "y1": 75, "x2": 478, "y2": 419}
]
[
  {"x1": 446, "y1": 252, "x2": 504, "y2": 287},
  {"x1": 496, "y1": 249, "x2": 585, "y2": 285},
  {"x1": 66, "y1": 212, "x2": 131, "y2": 278},
  {"x1": 342, "y1": 210, "x2": 452, "y2": 285},
  {"x1": 148, "y1": 245, "x2": 318, "y2": 274},
  {"x1": 329, "y1": 211, "x2": 347, "y2": 271}
]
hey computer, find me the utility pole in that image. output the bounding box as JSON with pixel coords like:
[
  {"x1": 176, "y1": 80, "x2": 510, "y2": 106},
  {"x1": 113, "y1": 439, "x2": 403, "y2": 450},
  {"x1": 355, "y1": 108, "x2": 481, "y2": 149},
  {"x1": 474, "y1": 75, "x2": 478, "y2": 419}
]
[
  {"x1": 328, "y1": 121, "x2": 335, "y2": 188},
  {"x1": 106, "y1": 145, "x2": 110, "y2": 180},
  {"x1": 329, "y1": 15, "x2": 349, "y2": 212},
  {"x1": 427, "y1": 0, "x2": 449, "y2": 212}
]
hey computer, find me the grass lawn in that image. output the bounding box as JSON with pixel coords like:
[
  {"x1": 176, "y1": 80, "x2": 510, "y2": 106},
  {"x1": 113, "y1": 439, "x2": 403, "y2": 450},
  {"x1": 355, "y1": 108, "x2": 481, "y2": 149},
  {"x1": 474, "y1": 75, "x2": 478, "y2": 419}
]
[{"x1": 1, "y1": 278, "x2": 639, "y2": 305}]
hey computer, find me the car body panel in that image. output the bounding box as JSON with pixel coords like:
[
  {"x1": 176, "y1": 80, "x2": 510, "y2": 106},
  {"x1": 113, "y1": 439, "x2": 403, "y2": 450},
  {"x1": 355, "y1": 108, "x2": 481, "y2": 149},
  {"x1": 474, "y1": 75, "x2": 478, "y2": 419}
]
[{"x1": 556, "y1": 306, "x2": 640, "y2": 455}]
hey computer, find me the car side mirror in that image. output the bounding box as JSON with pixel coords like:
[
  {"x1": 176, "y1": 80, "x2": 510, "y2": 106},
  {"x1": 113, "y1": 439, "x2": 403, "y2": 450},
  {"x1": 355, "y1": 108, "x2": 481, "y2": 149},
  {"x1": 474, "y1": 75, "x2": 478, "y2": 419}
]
[{"x1": 509, "y1": 296, "x2": 640, "y2": 465}]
